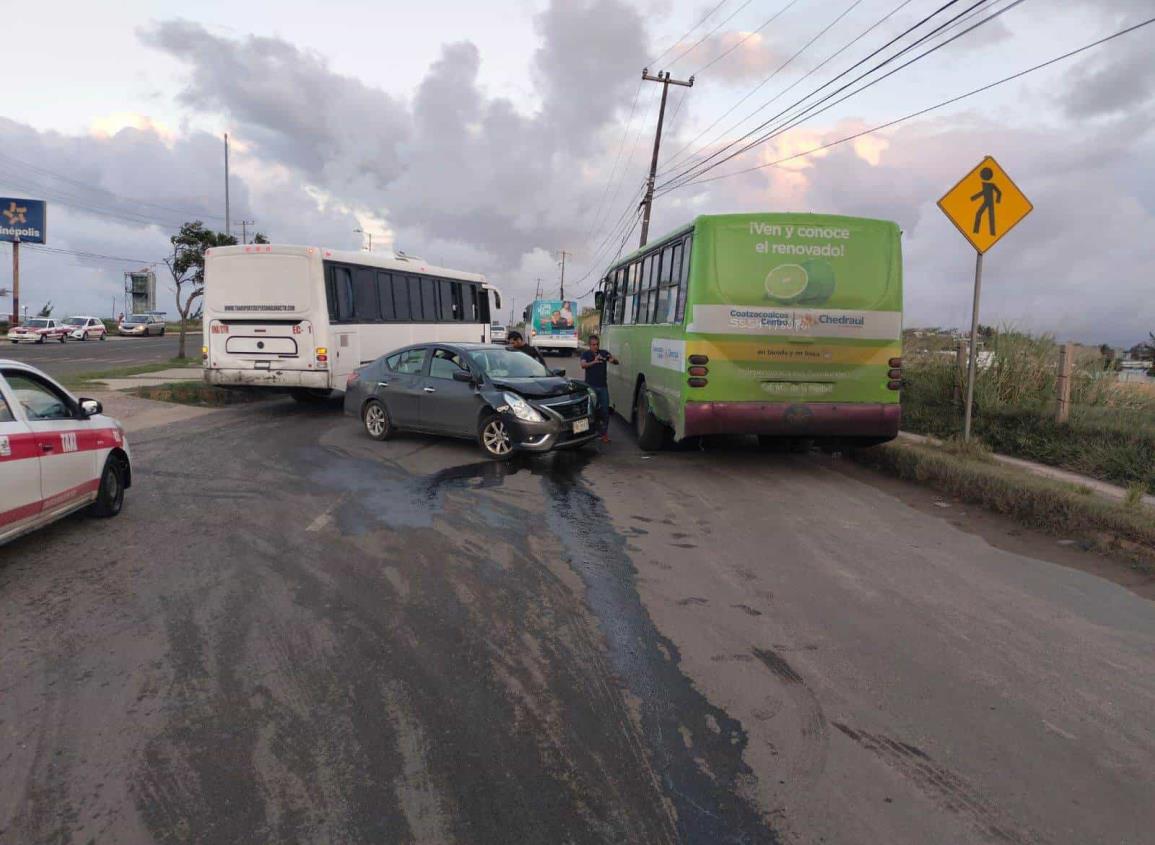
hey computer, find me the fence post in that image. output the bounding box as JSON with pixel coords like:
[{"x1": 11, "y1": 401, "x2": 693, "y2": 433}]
[
  {"x1": 954, "y1": 340, "x2": 967, "y2": 405},
  {"x1": 1056, "y1": 342, "x2": 1074, "y2": 424}
]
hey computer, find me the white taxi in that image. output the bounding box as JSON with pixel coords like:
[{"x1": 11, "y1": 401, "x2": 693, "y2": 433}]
[{"x1": 0, "y1": 361, "x2": 131, "y2": 545}]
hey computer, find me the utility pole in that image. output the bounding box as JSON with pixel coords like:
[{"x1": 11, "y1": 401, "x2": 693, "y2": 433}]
[
  {"x1": 639, "y1": 68, "x2": 693, "y2": 248},
  {"x1": 557, "y1": 250, "x2": 570, "y2": 299},
  {"x1": 236, "y1": 220, "x2": 256, "y2": 245},
  {"x1": 10, "y1": 240, "x2": 19, "y2": 326},
  {"x1": 224, "y1": 133, "x2": 231, "y2": 239},
  {"x1": 354, "y1": 228, "x2": 372, "y2": 251},
  {"x1": 535, "y1": 278, "x2": 542, "y2": 300}
]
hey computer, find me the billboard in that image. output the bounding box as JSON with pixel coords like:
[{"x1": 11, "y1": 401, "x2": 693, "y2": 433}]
[{"x1": 0, "y1": 198, "x2": 47, "y2": 244}]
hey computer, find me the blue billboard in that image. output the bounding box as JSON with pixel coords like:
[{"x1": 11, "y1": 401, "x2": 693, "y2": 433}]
[{"x1": 0, "y1": 198, "x2": 47, "y2": 244}]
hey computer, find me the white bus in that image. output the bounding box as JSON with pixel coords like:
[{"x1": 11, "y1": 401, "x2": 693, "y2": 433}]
[{"x1": 203, "y1": 244, "x2": 502, "y2": 401}]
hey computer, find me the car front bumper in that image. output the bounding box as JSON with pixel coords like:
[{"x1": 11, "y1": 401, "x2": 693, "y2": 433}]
[{"x1": 503, "y1": 412, "x2": 599, "y2": 452}]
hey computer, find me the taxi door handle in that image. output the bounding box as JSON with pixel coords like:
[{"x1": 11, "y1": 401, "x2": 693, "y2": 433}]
[
  {"x1": 41, "y1": 443, "x2": 54, "y2": 452},
  {"x1": 423, "y1": 386, "x2": 437, "y2": 393}
]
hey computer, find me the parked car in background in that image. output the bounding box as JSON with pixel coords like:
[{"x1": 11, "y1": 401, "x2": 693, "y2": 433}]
[
  {"x1": 64, "y1": 316, "x2": 107, "y2": 341},
  {"x1": 7, "y1": 318, "x2": 68, "y2": 344},
  {"x1": 118, "y1": 314, "x2": 166, "y2": 337},
  {"x1": 490, "y1": 323, "x2": 508, "y2": 343},
  {"x1": 0, "y1": 360, "x2": 131, "y2": 545},
  {"x1": 344, "y1": 342, "x2": 598, "y2": 460}
]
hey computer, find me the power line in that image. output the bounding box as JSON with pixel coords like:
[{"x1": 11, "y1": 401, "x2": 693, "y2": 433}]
[
  {"x1": 691, "y1": 0, "x2": 806, "y2": 77},
  {"x1": 657, "y1": 0, "x2": 997, "y2": 192},
  {"x1": 665, "y1": 0, "x2": 756, "y2": 70},
  {"x1": 0, "y1": 150, "x2": 227, "y2": 223},
  {"x1": 647, "y1": 0, "x2": 733, "y2": 67},
  {"x1": 662, "y1": 0, "x2": 883, "y2": 173},
  {"x1": 20, "y1": 244, "x2": 163, "y2": 265},
  {"x1": 662, "y1": 14, "x2": 1155, "y2": 190}
]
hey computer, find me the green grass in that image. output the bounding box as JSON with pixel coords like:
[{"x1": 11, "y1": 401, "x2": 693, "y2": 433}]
[
  {"x1": 902, "y1": 331, "x2": 1155, "y2": 493},
  {"x1": 63, "y1": 357, "x2": 200, "y2": 388},
  {"x1": 853, "y1": 439, "x2": 1155, "y2": 566},
  {"x1": 130, "y1": 382, "x2": 271, "y2": 407}
]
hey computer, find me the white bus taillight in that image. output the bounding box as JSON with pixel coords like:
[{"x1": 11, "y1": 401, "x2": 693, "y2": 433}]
[{"x1": 316, "y1": 347, "x2": 329, "y2": 368}]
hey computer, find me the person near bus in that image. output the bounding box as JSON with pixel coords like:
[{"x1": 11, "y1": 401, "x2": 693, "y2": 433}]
[
  {"x1": 579, "y1": 334, "x2": 618, "y2": 443},
  {"x1": 506, "y1": 330, "x2": 547, "y2": 366}
]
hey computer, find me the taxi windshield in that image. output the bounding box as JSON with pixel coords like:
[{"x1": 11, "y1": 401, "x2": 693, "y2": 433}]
[
  {"x1": 65, "y1": 318, "x2": 86, "y2": 326},
  {"x1": 26, "y1": 319, "x2": 50, "y2": 328},
  {"x1": 123, "y1": 316, "x2": 148, "y2": 324}
]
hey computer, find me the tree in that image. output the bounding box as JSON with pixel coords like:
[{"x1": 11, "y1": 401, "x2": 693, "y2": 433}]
[
  {"x1": 166, "y1": 221, "x2": 237, "y2": 359},
  {"x1": 36, "y1": 301, "x2": 53, "y2": 317}
]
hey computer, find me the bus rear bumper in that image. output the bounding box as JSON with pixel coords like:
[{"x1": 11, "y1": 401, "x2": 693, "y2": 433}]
[
  {"x1": 682, "y1": 401, "x2": 900, "y2": 439},
  {"x1": 205, "y1": 368, "x2": 331, "y2": 389}
]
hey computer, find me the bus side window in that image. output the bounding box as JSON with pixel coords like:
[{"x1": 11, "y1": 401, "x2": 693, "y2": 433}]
[
  {"x1": 676, "y1": 235, "x2": 693, "y2": 324},
  {"x1": 662, "y1": 242, "x2": 682, "y2": 323},
  {"x1": 392, "y1": 274, "x2": 411, "y2": 320},
  {"x1": 615, "y1": 268, "x2": 627, "y2": 324},
  {"x1": 407, "y1": 276, "x2": 423, "y2": 321},
  {"x1": 331, "y1": 266, "x2": 354, "y2": 322},
  {"x1": 450, "y1": 282, "x2": 464, "y2": 321},
  {"x1": 377, "y1": 272, "x2": 397, "y2": 321},
  {"x1": 656, "y1": 245, "x2": 675, "y2": 324},
  {"x1": 353, "y1": 268, "x2": 380, "y2": 322},
  {"x1": 420, "y1": 277, "x2": 439, "y2": 322},
  {"x1": 439, "y1": 280, "x2": 455, "y2": 322},
  {"x1": 478, "y1": 285, "x2": 491, "y2": 324}
]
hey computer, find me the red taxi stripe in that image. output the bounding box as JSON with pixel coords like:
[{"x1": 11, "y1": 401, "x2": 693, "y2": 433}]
[
  {"x1": 0, "y1": 478, "x2": 100, "y2": 529},
  {"x1": 0, "y1": 427, "x2": 123, "y2": 462}
]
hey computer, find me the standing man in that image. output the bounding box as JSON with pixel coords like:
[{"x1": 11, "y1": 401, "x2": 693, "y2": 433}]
[
  {"x1": 580, "y1": 334, "x2": 618, "y2": 443},
  {"x1": 506, "y1": 330, "x2": 547, "y2": 366}
]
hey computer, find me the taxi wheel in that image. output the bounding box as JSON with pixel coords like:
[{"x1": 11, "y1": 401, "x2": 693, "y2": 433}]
[
  {"x1": 99, "y1": 332, "x2": 106, "y2": 341},
  {"x1": 362, "y1": 399, "x2": 394, "y2": 441},
  {"x1": 82, "y1": 331, "x2": 89, "y2": 341},
  {"x1": 89, "y1": 457, "x2": 126, "y2": 518},
  {"x1": 36, "y1": 336, "x2": 45, "y2": 344},
  {"x1": 479, "y1": 414, "x2": 514, "y2": 461}
]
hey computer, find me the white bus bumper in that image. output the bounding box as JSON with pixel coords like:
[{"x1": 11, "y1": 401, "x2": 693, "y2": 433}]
[{"x1": 205, "y1": 368, "x2": 332, "y2": 389}]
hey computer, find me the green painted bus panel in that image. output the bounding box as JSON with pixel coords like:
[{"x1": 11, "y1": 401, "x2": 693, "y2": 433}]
[{"x1": 601, "y1": 213, "x2": 903, "y2": 440}]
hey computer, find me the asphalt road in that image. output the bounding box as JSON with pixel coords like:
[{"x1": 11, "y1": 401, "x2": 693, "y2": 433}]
[
  {"x1": 2, "y1": 377, "x2": 1153, "y2": 843},
  {"x1": 2, "y1": 333, "x2": 190, "y2": 378}
]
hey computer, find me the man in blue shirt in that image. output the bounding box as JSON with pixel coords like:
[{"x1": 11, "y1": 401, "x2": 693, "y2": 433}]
[{"x1": 579, "y1": 334, "x2": 618, "y2": 443}]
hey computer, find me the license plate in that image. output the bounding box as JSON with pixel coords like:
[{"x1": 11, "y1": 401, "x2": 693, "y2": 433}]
[{"x1": 573, "y1": 418, "x2": 590, "y2": 434}]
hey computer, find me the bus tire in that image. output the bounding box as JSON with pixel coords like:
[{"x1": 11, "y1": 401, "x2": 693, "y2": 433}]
[
  {"x1": 362, "y1": 399, "x2": 394, "y2": 441},
  {"x1": 290, "y1": 388, "x2": 332, "y2": 404},
  {"x1": 634, "y1": 383, "x2": 667, "y2": 452}
]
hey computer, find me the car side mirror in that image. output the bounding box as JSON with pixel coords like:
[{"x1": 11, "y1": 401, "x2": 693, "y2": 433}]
[
  {"x1": 594, "y1": 291, "x2": 605, "y2": 310},
  {"x1": 550, "y1": 368, "x2": 566, "y2": 377},
  {"x1": 452, "y1": 370, "x2": 475, "y2": 383},
  {"x1": 79, "y1": 398, "x2": 102, "y2": 417}
]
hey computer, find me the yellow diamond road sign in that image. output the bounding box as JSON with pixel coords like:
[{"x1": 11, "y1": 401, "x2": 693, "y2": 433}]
[{"x1": 937, "y1": 155, "x2": 1032, "y2": 254}]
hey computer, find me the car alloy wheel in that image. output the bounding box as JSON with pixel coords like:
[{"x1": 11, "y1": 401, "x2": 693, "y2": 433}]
[
  {"x1": 362, "y1": 399, "x2": 393, "y2": 441},
  {"x1": 480, "y1": 416, "x2": 513, "y2": 459}
]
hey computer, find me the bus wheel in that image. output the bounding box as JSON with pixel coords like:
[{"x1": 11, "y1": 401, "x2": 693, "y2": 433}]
[
  {"x1": 290, "y1": 388, "x2": 332, "y2": 403},
  {"x1": 634, "y1": 385, "x2": 667, "y2": 452}
]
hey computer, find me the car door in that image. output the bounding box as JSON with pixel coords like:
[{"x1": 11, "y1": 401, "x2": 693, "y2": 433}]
[
  {"x1": 421, "y1": 348, "x2": 482, "y2": 436},
  {"x1": 375, "y1": 348, "x2": 428, "y2": 427},
  {"x1": 0, "y1": 375, "x2": 42, "y2": 538},
  {"x1": 1, "y1": 369, "x2": 99, "y2": 514}
]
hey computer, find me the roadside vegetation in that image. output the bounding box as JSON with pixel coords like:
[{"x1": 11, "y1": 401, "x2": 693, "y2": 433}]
[
  {"x1": 130, "y1": 382, "x2": 272, "y2": 406},
  {"x1": 63, "y1": 357, "x2": 199, "y2": 389},
  {"x1": 902, "y1": 329, "x2": 1155, "y2": 493},
  {"x1": 853, "y1": 438, "x2": 1155, "y2": 569}
]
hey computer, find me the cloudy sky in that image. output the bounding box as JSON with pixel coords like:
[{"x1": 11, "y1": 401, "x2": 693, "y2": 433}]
[{"x1": 1, "y1": 0, "x2": 1152, "y2": 345}]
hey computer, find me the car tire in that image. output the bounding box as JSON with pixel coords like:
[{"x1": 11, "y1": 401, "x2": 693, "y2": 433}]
[
  {"x1": 634, "y1": 383, "x2": 667, "y2": 452},
  {"x1": 36, "y1": 335, "x2": 45, "y2": 344},
  {"x1": 99, "y1": 332, "x2": 106, "y2": 341},
  {"x1": 289, "y1": 388, "x2": 333, "y2": 404},
  {"x1": 362, "y1": 399, "x2": 395, "y2": 441},
  {"x1": 478, "y1": 413, "x2": 514, "y2": 461},
  {"x1": 82, "y1": 331, "x2": 89, "y2": 341},
  {"x1": 60, "y1": 334, "x2": 67, "y2": 343},
  {"x1": 89, "y1": 456, "x2": 126, "y2": 518}
]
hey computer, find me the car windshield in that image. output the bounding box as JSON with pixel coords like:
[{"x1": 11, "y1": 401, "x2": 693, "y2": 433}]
[
  {"x1": 65, "y1": 318, "x2": 86, "y2": 326},
  {"x1": 124, "y1": 316, "x2": 147, "y2": 324},
  {"x1": 469, "y1": 348, "x2": 552, "y2": 379},
  {"x1": 26, "y1": 319, "x2": 50, "y2": 328}
]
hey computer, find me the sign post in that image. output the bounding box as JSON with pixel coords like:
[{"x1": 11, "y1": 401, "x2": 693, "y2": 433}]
[
  {"x1": 937, "y1": 156, "x2": 1032, "y2": 440},
  {"x1": 1, "y1": 198, "x2": 47, "y2": 326}
]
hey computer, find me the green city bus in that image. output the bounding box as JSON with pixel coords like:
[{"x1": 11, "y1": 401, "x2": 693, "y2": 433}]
[{"x1": 595, "y1": 212, "x2": 903, "y2": 449}]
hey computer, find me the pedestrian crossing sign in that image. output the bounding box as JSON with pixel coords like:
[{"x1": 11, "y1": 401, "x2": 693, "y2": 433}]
[{"x1": 937, "y1": 155, "x2": 1033, "y2": 253}]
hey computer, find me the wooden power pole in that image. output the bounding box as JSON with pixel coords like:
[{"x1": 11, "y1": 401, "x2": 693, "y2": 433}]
[{"x1": 639, "y1": 69, "x2": 693, "y2": 248}]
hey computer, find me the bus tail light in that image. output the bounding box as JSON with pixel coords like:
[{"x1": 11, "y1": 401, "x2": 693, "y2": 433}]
[
  {"x1": 689, "y1": 354, "x2": 709, "y2": 365},
  {"x1": 887, "y1": 380, "x2": 902, "y2": 390},
  {"x1": 688, "y1": 377, "x2": 708, "y2": 388},
  {"x1": 888, "y1": 368, "x2": 903, "y2": 379},
  {"x1": 888, "y1": 357, "x2": 902, "y2": 368},
  {"x1": 201, "y1": 346, "x2": 207, "y2": 361},
  {"x1": 316, "y1": 347, "x2": 329, "y2": 367},
  {"x1": 688, "y1": 366, "x2": 708, "y2": 377}
]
